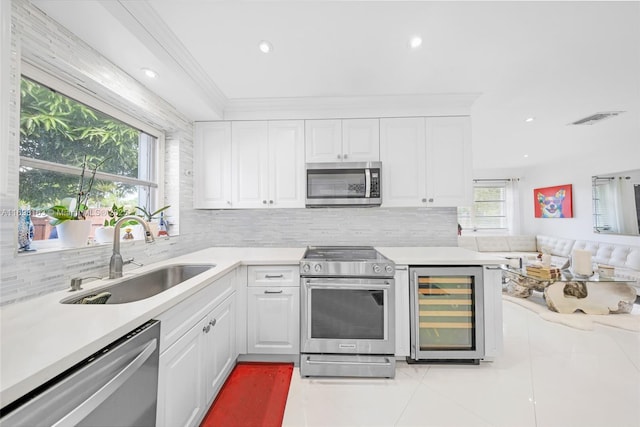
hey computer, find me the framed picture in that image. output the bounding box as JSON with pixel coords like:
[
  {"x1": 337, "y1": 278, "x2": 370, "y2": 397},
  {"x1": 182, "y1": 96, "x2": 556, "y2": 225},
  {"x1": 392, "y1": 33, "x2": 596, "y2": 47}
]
[{"x1": 534, "y1": 184, "x2": 573, "y2": 218}]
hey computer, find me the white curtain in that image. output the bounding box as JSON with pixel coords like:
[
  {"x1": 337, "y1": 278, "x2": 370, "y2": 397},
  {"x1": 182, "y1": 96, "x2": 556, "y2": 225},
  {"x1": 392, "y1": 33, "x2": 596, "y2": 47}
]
[{"x1": 506, "y1": 178, "x2": 520, "y2": 234}]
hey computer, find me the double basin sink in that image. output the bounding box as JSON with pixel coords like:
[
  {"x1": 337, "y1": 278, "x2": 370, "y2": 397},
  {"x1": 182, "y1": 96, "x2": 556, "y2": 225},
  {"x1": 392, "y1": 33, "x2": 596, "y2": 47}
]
[{"x1": 61, "y1": 264, "x2": 215, "y2": 305}]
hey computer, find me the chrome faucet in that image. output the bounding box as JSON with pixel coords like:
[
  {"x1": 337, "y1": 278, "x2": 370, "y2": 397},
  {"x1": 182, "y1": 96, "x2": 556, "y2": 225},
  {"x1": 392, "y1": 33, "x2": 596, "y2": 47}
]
[{"x1": 109, "y1": 215, "x2": 155, "y2": 279}]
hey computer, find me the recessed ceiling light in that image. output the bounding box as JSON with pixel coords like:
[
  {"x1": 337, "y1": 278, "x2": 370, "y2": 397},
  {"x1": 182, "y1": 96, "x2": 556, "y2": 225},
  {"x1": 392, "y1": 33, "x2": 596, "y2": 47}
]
[
  {"x1": 523, "y1": 154, "x2": 529, "y2": 158},
  {"x1": 525, "y1": 117, "x2": 535, "y2": 122},
  {"x1": 408, "y1": 36, "x2": 422, "y2": 49},
  {"x1": 141, "y1": 68, "x2": 158, "y2": 78},
  {"x1": 258, "y1": 40, "x2": 273, "y2": 54}
]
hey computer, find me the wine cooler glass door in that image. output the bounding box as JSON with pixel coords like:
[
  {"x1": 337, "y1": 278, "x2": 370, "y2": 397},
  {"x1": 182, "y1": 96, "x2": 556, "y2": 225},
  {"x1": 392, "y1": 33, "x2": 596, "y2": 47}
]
[{"x1": 409, "y1": 266, "x2": 484, "y2": 360}]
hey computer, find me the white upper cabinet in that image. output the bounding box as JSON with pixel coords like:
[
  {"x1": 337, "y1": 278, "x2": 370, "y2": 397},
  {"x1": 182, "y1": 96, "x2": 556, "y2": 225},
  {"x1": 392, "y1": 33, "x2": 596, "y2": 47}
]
[
  {"x1": 342, "y1": 118, "x2": 380, "y2": 162},
  {"x1": 305, "y1": 119, "x2": 379, "y2": 163},
  {"x1": 193, "y1": 122, "x2": 232, "y2": 209},
  {"x1": 380, "y1": 116, "x2": 471, "y2": 207},
  {"x1": 304, "y1": 119, "x2": 342, "y2": 163},
  {"x1": 232, "y1": 120, "x2": 305, "y2": 209},
  {"x1": 425, "y1": 117, "x2": 472, "y2": 207},
  {"x1": 268, "y1": 121, "x2": 306, "y2": 208},
  {"x1": 231, "y1": 121, "x2": 269, "y2": 209},
  {"x1": 380, "y1": 117, "x2": 427, "y2": 207}
]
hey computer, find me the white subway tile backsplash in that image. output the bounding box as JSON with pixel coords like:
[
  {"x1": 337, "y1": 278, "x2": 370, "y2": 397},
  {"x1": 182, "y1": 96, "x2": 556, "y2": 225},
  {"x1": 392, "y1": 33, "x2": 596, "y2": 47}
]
[{"x1": 2, "y1": 0, "x2": 458, "y2": 306}]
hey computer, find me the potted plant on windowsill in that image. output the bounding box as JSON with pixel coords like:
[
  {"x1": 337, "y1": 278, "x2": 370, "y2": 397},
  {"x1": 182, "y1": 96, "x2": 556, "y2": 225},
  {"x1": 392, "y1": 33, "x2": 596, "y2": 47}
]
[
  {"x1": 47, "y1": 156, "x2": 105, "y2": 248},
  {"x1": 94, "y1": 204, "x2": 137, "y2": 243},
  {"x1": 135, "y1": 204, "x2": 170, "y2": 237}
]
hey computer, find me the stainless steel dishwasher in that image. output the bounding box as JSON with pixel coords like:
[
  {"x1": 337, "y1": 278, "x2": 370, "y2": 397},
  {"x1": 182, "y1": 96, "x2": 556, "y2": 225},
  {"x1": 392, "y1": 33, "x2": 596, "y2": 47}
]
[{"x1": 0, "y1": 320, "x2": 160, "y2": 427}]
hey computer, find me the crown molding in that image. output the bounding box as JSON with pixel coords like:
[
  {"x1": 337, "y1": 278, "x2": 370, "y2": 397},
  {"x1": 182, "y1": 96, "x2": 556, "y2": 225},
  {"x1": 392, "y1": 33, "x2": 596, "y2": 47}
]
[
  {"x1": 223, "y1": 93, "x2": 481, "y2": 121},
  {"x1": 101, "y1": 0, "x2": 227, "y2": 118}
]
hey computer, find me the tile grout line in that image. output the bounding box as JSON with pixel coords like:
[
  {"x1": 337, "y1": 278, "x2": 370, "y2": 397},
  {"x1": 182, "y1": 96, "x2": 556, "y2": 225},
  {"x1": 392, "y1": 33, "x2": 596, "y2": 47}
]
[
  {"x1": 393, "y1": 366, "x2": 430, "y2": 426},
  {"x1": 525, "y1": 310, "x2": 540, "y2": 427}
]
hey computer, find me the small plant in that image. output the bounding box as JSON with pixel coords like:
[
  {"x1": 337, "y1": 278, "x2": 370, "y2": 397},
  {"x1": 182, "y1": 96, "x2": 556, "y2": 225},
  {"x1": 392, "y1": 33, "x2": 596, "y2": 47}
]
[
  {"x1": 47, "y1": 155, "x2": 106, "y2": 225},
  {"x1": 103, "y1": 204, "x2": 137, "y2": 227},
  {"x1": 135, "y1": 204, "x2": 171, "y2": 222}
]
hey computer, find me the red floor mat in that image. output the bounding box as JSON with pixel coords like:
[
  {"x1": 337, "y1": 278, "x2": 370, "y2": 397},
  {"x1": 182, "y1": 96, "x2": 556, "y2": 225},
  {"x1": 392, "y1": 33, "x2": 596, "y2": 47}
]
[{"x1": 200, "y1": 362, "x2": 294, "y2": 427}]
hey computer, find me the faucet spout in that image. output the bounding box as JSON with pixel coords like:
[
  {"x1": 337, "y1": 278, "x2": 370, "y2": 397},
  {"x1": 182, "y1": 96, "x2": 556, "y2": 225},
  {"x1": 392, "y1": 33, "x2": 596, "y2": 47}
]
[{"x1": 109, "y1": 215, "x2": 155, "y2": 279}]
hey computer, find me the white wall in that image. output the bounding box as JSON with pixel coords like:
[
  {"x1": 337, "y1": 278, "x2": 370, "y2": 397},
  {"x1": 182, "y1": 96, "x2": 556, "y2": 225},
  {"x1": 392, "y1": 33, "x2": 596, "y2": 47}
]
[{"x1": 517, "y1": 136, "x2": 640, "y2": 246}]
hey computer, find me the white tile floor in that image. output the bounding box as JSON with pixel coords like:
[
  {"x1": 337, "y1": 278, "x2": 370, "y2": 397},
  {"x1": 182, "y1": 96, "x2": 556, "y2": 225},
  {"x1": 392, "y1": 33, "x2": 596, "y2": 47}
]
[{"x1": 282, "y1": 301, "x2": 640, "y2": 427}]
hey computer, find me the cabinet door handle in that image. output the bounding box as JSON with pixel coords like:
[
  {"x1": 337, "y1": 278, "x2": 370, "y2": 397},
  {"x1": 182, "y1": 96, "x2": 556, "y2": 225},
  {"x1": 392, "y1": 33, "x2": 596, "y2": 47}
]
[
  {"x1": 262, "y1": 200, "x2": 267, "y2": 204},
  {"x1": 269, "y1": 200, "x2": 274, "y2": 204},
  {"x1": 343, "y1": 154, "x2": 348, "y2": 159},
  {"x1": 265, "y1": 274, "x2": 284, "y2": 279},
  {"x1": 203, "y1": 324, "x2": 211, "y2": 333},
  {"x1": 428, "y1": 198, "x2": 434, "y2": 203},
  {"x1": 421, "y1": 198, "x2": 427, "y2": 203},
  {"x1": 337, "y1": 154, "x2": 342, "y2": 159},
  {"x1": 209, "y1": 319, "x2": 217, "y2": 327},
  {"x1": 264, "y1": 290, "x2": 283, "y2": 294}
]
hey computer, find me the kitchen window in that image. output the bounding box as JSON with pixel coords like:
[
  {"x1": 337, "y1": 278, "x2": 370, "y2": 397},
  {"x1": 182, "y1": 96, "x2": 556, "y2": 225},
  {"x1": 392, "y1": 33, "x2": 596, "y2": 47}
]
[
  {"x1": 458, "y1": 179, "x2": 518, "y2": 233},
  {"x1": 18, "y1": 73, "x2": 163, "y2": 248}
]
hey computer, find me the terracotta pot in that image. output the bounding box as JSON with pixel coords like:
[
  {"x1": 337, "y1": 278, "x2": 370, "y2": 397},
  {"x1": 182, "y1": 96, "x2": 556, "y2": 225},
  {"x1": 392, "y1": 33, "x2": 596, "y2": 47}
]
[{"x1": 56, "y1": 220, "x2": 92, "y2": 248}]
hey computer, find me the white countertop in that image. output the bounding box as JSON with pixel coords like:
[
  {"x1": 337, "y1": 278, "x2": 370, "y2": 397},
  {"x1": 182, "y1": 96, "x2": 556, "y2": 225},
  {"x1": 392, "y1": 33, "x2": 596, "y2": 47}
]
[
  {"x1": 377, "y1": 247, "x2": 505, "y2": 266},
  {"x1": 0, "y1": 246, "x2": 502, "y2": 407}
]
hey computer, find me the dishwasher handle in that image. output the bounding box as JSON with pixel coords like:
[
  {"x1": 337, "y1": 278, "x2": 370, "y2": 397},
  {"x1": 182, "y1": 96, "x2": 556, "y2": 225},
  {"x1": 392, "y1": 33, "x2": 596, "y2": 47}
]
[{"x1": 51, "y1": 338, "x2": 157, "y2": 427}]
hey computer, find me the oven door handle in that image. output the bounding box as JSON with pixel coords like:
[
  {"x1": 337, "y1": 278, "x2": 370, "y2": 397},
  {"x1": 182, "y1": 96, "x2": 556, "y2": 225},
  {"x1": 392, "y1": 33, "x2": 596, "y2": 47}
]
[{"x1": 304, "y1": 279, "x2": 392, "y2": 290}]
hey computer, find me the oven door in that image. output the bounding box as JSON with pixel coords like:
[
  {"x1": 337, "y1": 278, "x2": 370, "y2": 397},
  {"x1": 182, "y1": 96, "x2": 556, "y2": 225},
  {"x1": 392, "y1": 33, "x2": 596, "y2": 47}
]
[{"x1": 301, "y1": 277, "x2": 395, "y2": 354}]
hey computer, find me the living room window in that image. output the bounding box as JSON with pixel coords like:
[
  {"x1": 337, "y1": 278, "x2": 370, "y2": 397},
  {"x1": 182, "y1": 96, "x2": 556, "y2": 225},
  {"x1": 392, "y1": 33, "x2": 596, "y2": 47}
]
[
  {"x1": 18, "y1": 74, "x2": 162, "y2": 247},
  {"x1": 458, "y1": 179, "x2": 517, "y2": 233}
]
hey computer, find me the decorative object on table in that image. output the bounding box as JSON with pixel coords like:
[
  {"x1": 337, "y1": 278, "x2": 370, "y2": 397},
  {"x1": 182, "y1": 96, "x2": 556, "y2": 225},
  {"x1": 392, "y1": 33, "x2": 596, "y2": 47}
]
[
  {"x1": 597, "y1": 264, "x2": 615, "y2": 278},
  {"x1": 544, "y1": 281, "x2": 636, "y2": 314},
  {"x1": 157, "y1": 212, "x2": 169, "y2": 236},
  {"x1": 135, "y1": 204, "x2": 170, "y2": 237},
  {"x1": 48, "y1": 156, "x2": 106, "y2": 248},
  {"x1": 533, "y1": 184, "x2": 573, "y2": 218},
  {"x1": 571, "y1": 248, "x2": 593, "y2": 277},
  {"x1": 122, "y1": 227, "x2": 134, "y2": 240},
  {"x1": 17, "y1": 207, "x2": 36, "y2": 252},
  {"x1": 525, "y1": 265, "x2": 562, "y2": 279}
]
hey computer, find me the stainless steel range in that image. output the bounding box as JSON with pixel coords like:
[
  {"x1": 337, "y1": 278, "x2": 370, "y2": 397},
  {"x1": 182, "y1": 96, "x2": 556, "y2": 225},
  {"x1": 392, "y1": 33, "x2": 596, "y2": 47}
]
[{"x1": 300, "y1": 246, "x2": 396, "y2": 378}]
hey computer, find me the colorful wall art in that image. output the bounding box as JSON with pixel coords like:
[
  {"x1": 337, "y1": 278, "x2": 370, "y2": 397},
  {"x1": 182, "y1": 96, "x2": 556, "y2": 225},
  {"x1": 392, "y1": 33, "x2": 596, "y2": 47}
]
[{"x1": 534, "y1": 184, "x2": 573, "y2": 218}]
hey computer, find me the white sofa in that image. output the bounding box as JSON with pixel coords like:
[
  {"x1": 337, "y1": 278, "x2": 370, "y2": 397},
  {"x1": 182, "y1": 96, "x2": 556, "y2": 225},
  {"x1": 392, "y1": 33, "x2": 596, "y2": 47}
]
[{"x1": 458, "y1": 235, "x2": 640, "y2": 296}]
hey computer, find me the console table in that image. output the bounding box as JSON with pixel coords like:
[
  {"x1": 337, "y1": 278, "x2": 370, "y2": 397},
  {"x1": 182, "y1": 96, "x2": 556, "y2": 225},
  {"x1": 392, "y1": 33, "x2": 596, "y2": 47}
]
[{"x1": 502, "y1": 267, "x2": 636, "y2": 314}]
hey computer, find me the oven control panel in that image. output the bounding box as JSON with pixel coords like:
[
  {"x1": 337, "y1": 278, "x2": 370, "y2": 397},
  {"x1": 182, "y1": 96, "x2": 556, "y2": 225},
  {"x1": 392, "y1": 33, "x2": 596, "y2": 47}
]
[{"x1": 299, "y1": 261, "x2": 395, "y2": 278}]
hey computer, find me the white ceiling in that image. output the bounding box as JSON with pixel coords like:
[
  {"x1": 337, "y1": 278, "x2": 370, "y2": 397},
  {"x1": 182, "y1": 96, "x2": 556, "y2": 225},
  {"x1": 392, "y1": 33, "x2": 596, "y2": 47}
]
[{"x1": 30, "y1": 1, "x2": 640, "y2": 170}]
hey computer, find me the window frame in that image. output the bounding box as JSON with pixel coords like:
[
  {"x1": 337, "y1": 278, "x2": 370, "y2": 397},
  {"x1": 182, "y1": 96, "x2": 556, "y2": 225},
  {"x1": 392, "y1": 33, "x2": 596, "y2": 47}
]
[
  {"x1": 459, "y1": 179, "x2": 511, "y2": 233},
  {"x1": 19, "y1": 63, "x2": 165, "y2": 250}
]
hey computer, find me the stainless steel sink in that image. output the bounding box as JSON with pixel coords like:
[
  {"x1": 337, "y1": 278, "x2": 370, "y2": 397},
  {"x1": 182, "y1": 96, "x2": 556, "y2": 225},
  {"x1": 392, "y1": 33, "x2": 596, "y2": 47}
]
[{"x1": 61, "y1": 264, "x2": 216, "y2": 304}]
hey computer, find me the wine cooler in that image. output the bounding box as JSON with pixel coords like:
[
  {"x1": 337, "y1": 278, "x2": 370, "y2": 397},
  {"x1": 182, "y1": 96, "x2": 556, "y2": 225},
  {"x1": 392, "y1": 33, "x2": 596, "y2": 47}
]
[{"x1": 408, "y1": 266, "x2": 484, "y2": 363}]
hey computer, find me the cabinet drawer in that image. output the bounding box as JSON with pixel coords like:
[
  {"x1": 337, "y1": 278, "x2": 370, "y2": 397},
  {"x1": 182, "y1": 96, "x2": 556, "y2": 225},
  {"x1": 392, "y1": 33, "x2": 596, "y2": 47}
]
[
  {"x1": 157, "y1": 271, "x2": 235, "y2": 353},
  {"x1": 247, "y1": 265, "x2": 299, "y2": 287}
]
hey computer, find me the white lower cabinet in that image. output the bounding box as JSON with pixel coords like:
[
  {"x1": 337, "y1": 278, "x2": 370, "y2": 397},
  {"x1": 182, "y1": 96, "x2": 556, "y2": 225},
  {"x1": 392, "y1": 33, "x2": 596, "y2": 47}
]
[
  {"x1": 203, "y1": 296, "x2": 236, "y2": 402},
  {"x1": 482, "y1": 266, "x2": 504, "y2": 360},
  {"x1": 247, "y1": 287, "x2": 299, "y2": 354},
  {"x1": 246, "y1": 265, "x2": 300, "y2": 355},
  {"x1": 156, "y1": 271, "x2": 237, "y2": 427},
  {"x1": 157, "y1": 319, "x2": 206, "y2": 427},
  {"x1": 394, "y1": 266, "x2": 410, "y2": 357}
]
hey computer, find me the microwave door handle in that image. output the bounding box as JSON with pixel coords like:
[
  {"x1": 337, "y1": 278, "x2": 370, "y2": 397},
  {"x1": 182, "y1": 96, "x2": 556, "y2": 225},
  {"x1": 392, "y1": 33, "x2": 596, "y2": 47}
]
[{"x1": 365, "y1": 168, "x2": 371, "y2": 198}]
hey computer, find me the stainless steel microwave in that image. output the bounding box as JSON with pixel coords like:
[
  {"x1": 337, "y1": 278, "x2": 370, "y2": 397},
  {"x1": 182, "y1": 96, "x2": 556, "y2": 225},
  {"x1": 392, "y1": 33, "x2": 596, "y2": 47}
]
[{"x1": 306, "y1": 161, "x2": 382, "y2": 207}]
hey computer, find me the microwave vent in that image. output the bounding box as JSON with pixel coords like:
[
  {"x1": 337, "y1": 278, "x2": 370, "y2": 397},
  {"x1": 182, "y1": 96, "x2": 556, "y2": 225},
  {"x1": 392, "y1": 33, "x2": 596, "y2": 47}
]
[{"x1": 569, "y1": 111, "x2": 625, "y2": 126}]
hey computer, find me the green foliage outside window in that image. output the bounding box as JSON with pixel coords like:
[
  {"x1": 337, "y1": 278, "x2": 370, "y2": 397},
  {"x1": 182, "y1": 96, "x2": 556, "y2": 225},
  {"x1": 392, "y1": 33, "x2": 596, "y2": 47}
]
[{"x1": 19, "y1": 77, "x2": 140, "y2": 209}]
